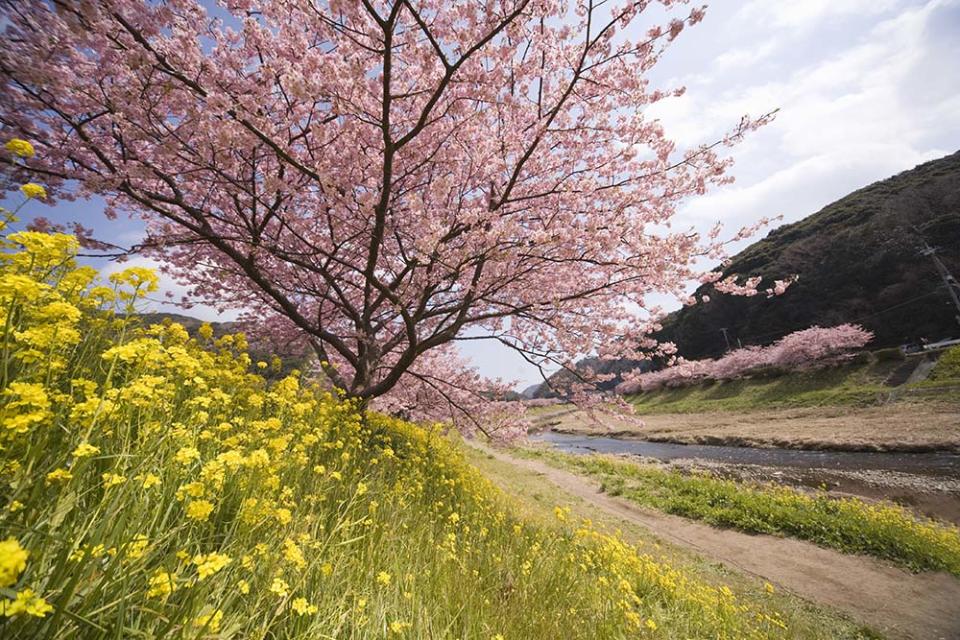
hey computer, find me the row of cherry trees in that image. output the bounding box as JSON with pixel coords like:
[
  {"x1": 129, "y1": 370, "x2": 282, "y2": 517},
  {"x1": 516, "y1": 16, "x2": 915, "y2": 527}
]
[{"x1": 616, "y1": 324, "x2": 874, "y2": 394}]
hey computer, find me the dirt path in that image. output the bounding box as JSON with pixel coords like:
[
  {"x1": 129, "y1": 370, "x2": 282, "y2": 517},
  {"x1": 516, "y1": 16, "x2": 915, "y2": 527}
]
[{"x1": 479, "y1": 445, "x2": 960, "y2": 640}]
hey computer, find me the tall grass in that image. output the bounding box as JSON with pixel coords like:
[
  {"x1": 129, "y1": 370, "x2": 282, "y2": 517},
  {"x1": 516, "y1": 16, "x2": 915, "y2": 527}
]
[
  {"x1": 0, "y1": 227, "x2": 798, "y2": 638},
  {"x1": 518, "y1": 448, "x2": 960, "y2": 575}
]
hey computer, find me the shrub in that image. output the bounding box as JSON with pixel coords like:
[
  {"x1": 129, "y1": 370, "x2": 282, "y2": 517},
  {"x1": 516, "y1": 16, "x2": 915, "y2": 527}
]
[{"x1": 930, "y1": 345, "x2": 960, "y2": 381}]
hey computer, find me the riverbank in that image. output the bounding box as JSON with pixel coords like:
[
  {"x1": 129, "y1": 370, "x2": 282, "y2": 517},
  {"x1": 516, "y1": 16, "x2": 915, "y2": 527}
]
[
  {"x1": 668, "y1": 457, "x2": 960, "y2": 525},
  {"x1": 530, "y1": 402, "x2": 960, "y2": 453},
  {"x1": 515, "y1": 446, "x2": 960, "y2": 574},
  {"x1": 466, "y1": 442, "x2": 960, "y2": 640},
  {"x1": 622, "y1": 355, "x2": 958, "y2": 414}
]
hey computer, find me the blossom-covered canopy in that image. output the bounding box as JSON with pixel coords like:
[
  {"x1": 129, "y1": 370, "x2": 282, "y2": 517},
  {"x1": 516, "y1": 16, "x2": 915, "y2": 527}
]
[{"x1": 0, "y1": 0, "x2": 781, "y2": 430}]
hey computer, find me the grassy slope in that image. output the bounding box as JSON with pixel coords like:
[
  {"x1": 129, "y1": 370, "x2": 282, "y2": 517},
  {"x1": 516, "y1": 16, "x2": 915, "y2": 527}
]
[
  {"x1": 463, "y1": 445, "x2": 881, "y2": 640},
  {"x1": 625, "y1": 358, "x2": 959, "y2": 414},
  {"x1": 5, "y1": 232, "x2": 880, "y2": 640}
]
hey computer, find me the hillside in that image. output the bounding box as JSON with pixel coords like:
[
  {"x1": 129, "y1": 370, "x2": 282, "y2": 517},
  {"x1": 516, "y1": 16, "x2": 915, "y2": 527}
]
[
  {"x1": 525, "y1": 152, "x2": 960, "y2": 397},
  {"x1": 659, "y1": 151, "x2": 960, "y2": 360}
]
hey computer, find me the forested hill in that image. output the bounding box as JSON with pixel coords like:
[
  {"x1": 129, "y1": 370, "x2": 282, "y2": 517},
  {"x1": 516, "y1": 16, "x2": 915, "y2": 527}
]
[{"x1": 658, "y1": 150, "x2": 960, "y2": 360}]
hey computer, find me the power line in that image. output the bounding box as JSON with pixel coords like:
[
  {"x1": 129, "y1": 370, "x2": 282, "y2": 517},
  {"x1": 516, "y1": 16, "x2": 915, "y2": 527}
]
[{"x1": 914, "y1": 225, "x2": 960, "y2": 327}]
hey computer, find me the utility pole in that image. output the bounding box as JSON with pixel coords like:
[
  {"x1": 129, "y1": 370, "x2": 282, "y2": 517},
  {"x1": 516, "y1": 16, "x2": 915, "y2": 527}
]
[
  {"x1": 719, "y1": 327, "x2": 732, "y2": 352},
  {"x1": 915, "y1": 228, "x2": 960, "y2": 328}
]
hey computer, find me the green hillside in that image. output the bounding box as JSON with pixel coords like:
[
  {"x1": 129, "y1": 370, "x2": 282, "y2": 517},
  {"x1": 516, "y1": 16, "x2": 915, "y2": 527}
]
[{"x1": 659, "y1": 151, "x2": 960, "y2": 360}]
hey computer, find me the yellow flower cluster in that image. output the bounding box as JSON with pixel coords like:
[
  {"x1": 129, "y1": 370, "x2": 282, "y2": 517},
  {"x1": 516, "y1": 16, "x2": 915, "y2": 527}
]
[
  {"x1": 19, "y1": 183, "x2": 46, "y2": 200},
  {"x1": 4, "y1": 138, "x2": 34, "y2": 158},
  {"x1": 0, "y1": 224, "x2": 792, "y2": 638},
  {"x1": 0, "y1": 538, "x2": 52, "y2": 618}
]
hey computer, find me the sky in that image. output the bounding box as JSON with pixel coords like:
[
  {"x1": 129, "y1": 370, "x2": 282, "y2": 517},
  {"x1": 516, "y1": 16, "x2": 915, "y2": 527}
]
[{"x1": 7, "y1": 0, "x2": 960, "y2": 390}]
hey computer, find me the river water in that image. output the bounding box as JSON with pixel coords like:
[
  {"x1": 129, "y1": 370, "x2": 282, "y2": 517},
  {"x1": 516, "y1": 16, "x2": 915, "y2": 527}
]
[{"x1": 532, "y1": 431, "x2": 960, "y2": 478}]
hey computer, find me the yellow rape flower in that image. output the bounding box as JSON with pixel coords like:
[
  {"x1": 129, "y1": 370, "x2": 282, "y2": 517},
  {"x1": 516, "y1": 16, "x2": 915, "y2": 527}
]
[
  {"x1": 1, "y1": 589, "x2": 53, "y2": 618},
  {"x1": 146, "y1": 570, "x2": 178, "y2": 599},
  {"x1": 186, "y1": 500, "x2": 214, "y2": 521},
  {"x1": 125, "y1": 535, "x2": 149, "y2": 561},
  {"x1": 72, "y1": 442, "x2": 100, "y2": 458},
  {"x1": 19, "y1": 183, "x2": 47, "y2": 200},
  {"x1": 5, "y1": 138, "x2": 34, "y2": 158},
  {"x1": 291, "y1": 597, "x2": 318, "y2": 616},
  {"x1": 376, "y1": 571, "x2": 391, "y2": 586},
  {"x1": 0, "y1": 538, "x2": 28, "y2": 588},
  {"x1": 193, "y1": 609, "x2": 223, "y2": 632},
  {"x1": 274, "y1": 507, "x2": 292, "y2": 525},
  {"x1": 136, "y1": 473, "x2": 161, "y2": 489},
  {"x1": 108, "y1": 266, "x2": 159, "y2": 293},
  {"x1": 101, "y1": 472, "x2": 126, "y2": 489},
  {"x1": 389, "y1": 620, "x2": 412, "y2": 634},
  {"x1": 282, "y1": 538, "x2": 306, "y2": 569},
  {"x1": 2, "y1": 382, "x2": 52, "y2": 433},
  {"x1": 193, "y1": 552, "x2": 231, "y2": 580},
  {"x1": 173, "y1": 446, "x2": 200, "y2": 465},
  {"x1": 45, "y1": 468, "x2": 73, "y2": 484},
  {"x1": 269, "y1": 578, "x2": 290, "y2": 598}
]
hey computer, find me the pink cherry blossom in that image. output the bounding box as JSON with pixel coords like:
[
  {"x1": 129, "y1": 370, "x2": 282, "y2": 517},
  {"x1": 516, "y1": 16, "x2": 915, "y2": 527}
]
[
  {"x1": 0, "y1": 0, "x2": 778, "y2": 436},
  {"x1": 617, "y1": 324, "x2": 873, "y2": 394}
]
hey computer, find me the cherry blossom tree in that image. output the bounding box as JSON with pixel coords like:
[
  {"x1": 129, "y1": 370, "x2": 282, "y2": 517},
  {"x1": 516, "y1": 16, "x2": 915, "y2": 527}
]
[
  {"x1": 708, "y1": 345, "x2": 768, "y2": 380},
  {"x1": 616, "y1": 324, "x2": 874, "y2": 394},
  {"x1": 0, "y1": 0, "x2": 777, "y2": 434},
  {"x1": 616, "y1": 356, "x2": 713, "y2": 393},
  {"x1": 766, "y1": 324, "x2": 874, "y2": 371}
]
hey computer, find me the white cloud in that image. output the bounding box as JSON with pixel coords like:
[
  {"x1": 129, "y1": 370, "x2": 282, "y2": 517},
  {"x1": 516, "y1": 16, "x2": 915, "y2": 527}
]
[
  {"x1": 650, "y1": 0, "x2": 960, "y2": 240},
  {"x1": 482, "y1": 0, "x2": 960, "y2": 388},
  {"x1": 734, "y1": 0, "x2": 903, "y2": 30}
]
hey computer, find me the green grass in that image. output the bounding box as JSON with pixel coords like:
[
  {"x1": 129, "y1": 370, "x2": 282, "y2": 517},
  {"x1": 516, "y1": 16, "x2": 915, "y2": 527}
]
[
  {"x1": 516, "y1": 447, "x2": 960, "y2": 576},
  {"x1": 624, "y1": 353, "x2": 960, "y2": 414},
  {"x1": 463, "y1": 445, "x2": 884, "y2": 640},
  {"x1": 929, "y1": 346, "x2": 960, "y2": 382},
  {"x1": 626, "y1": 360, "x2": 904, "y2": 413}
]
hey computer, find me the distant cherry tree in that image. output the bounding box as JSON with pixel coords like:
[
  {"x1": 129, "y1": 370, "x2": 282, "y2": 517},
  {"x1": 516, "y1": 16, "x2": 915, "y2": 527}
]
[
  {"x1": 617, "y1": 324, "x2": 874, "y2": 394},
  {"x1": 0, "y1": 0, "x2": 780, "y2": 434},
  {"x1": 766, "y1": 324, "x2": 875, "y2": 371}
]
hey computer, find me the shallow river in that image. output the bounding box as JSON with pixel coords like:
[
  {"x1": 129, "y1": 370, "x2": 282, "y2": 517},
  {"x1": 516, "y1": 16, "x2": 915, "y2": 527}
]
[{"x1": 532, "y1": 431, "x2": 960, "y2": 478}]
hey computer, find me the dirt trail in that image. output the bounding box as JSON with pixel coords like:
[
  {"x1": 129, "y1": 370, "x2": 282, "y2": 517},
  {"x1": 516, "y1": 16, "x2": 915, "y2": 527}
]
[{"x1": 479, "y1": 445, "x2": 960, "y2": 640}]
